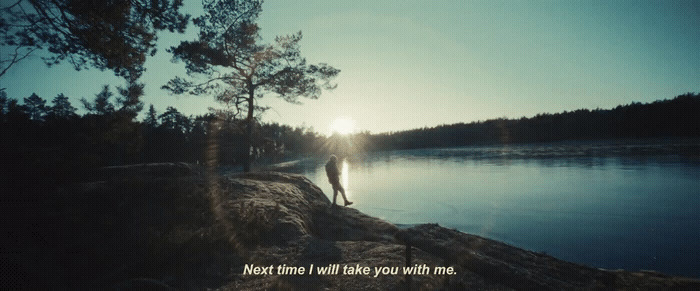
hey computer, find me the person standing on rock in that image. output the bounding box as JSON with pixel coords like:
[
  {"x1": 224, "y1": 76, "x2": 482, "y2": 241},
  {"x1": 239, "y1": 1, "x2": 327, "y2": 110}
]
[{"x1": 326, "y1": 155, "x2": 353, "y2": 207}]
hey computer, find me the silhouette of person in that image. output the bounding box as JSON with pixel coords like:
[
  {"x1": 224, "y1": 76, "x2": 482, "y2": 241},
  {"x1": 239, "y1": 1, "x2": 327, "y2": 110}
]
[{"x1": 325, "y1": 155, "x2": 353, "y2": 207}]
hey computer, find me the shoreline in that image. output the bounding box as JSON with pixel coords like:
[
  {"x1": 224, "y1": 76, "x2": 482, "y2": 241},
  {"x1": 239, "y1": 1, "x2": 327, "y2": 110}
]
[
  {"x1": 6, "y1": 164, "x2": 698, "y2": 289},
  {"x1": 264, "y1": 144, "x2": 700, "y2": 280}
]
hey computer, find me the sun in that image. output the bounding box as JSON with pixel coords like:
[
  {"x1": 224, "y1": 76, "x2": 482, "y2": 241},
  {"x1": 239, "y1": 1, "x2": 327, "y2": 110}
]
[{"x1": 329, "y1": 117, "x2": 356, "y2": 135}]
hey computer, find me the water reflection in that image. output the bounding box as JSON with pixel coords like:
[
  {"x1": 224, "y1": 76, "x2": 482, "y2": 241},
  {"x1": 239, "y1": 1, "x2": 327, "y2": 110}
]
[
  {"x1": 294, "y1": 142, "x2": 700, "y2": 278},
  {"x1": 341, "y1": 159, "x2": 350, "y2": 199}
]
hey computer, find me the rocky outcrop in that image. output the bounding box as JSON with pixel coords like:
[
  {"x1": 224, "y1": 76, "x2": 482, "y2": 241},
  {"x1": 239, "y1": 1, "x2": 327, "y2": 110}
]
[
  {"x1": 8, "y1": 164, "x2": 698, "y2": 289},
  {"x1": 222, "y1": 172, "x2": 399, "y2": 245},
  {"x1": 211, "y1": 171, "x2": 700, "y2": 290}
]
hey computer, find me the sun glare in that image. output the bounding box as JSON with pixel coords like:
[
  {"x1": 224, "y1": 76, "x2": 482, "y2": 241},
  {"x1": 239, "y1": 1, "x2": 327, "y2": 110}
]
[{"x1": 329, "y1": 117, "x2": 356, "y2": 135}]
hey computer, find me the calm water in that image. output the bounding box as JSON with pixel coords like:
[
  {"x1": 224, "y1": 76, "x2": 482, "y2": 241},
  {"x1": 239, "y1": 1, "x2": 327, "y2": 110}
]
[{"x1": 291, "y1": 141, "x2": 700, "y2": 278}]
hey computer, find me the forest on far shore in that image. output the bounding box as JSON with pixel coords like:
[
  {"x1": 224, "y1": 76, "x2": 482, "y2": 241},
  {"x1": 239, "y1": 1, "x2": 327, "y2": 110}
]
[{"x1": 1, "y1": 90, "x2": 699, "y2": 185}]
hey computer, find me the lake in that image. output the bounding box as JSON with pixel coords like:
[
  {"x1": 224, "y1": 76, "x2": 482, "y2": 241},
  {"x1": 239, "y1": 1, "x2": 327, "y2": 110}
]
[{"x1": 286, "y1": 140, "x2": 700, "y2": 278}]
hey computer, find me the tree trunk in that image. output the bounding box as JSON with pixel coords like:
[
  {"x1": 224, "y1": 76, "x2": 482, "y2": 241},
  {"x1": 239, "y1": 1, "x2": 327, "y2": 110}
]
[{"x1": 243, "y1": 87, "x2": 255, "y2": 172}]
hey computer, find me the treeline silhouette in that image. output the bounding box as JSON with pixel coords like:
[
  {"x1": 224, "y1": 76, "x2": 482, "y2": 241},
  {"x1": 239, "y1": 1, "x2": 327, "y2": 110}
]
[
  {"x1": 1, "y1": 91, "x2": 698, "y2": 183},
  {"x1": 0, "y1": 87, "x2": 329, "y2": 183},
  {"x1": 364, "y1": 92, "x2": 700, "y2": 151}
]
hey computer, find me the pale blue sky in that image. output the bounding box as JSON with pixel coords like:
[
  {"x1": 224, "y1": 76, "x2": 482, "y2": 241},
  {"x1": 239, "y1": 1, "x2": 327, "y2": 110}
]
[{"x1": 2, "y1": 0, "x2": 698, "y2": 134}]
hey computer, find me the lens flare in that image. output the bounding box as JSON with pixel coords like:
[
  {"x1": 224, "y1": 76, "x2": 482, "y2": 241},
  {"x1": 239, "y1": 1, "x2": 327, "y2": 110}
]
[{"x1": 329, "y1": 117, "x2": 356, "y2": 135}]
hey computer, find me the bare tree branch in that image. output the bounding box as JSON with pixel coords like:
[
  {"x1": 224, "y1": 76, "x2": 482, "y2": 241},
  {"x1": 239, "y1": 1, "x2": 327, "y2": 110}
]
[{"x1": 0, "y1": 46, "x2": 36, "y2": 78}]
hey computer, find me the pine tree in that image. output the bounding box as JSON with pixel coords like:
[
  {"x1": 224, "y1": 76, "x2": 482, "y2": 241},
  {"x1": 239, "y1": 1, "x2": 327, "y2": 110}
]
[
  {"x1": 144, "y1": 104, "x2": 159, "y2": 129},
  {"x1": 49, "y1": 93, "x2": 77, "y2": 119},
  {"x1": 82, "y1": 85, "x2": 116, "y2": 116},
  {"x1": 163, "y1": 0, "x2": 339, "y2": 171},
  {"x1": 23, "y1": 93, "x2": 47, "y2": 121}
]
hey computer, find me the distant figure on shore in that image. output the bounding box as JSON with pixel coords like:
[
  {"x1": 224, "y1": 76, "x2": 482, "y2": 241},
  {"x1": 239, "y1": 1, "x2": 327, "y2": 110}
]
[{"x1": 325, "y1": 155, "x2": 353, "y2": 207}]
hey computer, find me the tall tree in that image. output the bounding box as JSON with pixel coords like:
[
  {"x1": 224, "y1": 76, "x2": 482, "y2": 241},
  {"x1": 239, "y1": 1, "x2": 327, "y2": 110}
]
[
  {"x1": 49, "y1": 93, "x2": 77, "y2": 119},
  {"x1": 23, "y1": 93, "x2": 47, "y2": 121},
  {"x1": 0, "y1": 90, "x2": 7, "y2": 118},
  {"x1": 82, "y1": 85, "x2": 116, "y2": 115},
  {"x1": 80, "y1": 85, "x2": 143, "y2": 165},
  {"x1": 159, "y1": 106, "x2": 191, "y2": 134},
  {"x1": 144, "y1": 104, "x2": 159, "y2": 129},
  {"x1": 0, "y1": 0, "x2": 189, "y2": 80},
  {"x1": 163, "y1": 0, "x2": 339, "y2": 171}
]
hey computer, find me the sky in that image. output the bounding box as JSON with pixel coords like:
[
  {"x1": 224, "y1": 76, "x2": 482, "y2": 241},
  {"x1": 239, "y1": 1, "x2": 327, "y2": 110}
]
[{"x1": 2, "y1": 0, "x2": 699, "y2": 135}]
